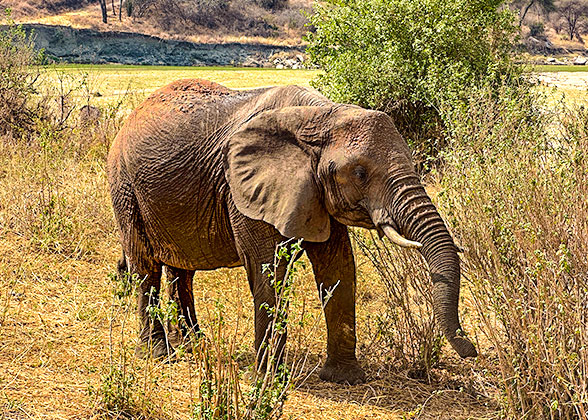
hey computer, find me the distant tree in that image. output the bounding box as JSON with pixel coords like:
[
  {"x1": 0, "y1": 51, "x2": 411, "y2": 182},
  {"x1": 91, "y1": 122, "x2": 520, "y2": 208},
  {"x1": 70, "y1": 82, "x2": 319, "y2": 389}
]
[
  {"x1": 548, "y1": 10, "x2": 566, "y2": 32},
  {"x1": 513, "y1": 0, "x2": 555, "y2": 26},
  {"x1": 125, "y1": 0, "x2": 134, "y2": 16},
  {"x1": 98, "y1": 0, "x2": 108, "y2": 22},
  {"x1": 556, "y1": 0, "x2": 588, "y2": 40}
]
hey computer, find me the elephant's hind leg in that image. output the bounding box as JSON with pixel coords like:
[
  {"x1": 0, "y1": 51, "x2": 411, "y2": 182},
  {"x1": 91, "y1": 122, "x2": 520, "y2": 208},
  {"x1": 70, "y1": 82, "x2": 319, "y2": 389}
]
[
  {"x1": 111, "y1": 180, "x2": 171, "y2": 360},
  {"x1": 128, "y1": 255, "x2": 171, "y2": 360},
  {"x1": 166, "y1": 266, "x2": 201, "y2": 351}
]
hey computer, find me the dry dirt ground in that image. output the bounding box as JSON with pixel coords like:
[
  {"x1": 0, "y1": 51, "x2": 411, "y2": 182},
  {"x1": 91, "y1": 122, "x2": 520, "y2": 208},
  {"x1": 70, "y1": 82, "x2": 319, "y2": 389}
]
[
  {"x1": 535, "y1": 71, "x2": 588, "y2": 90},
  {"x1": 3, "y1": 69, "x2": 583, "y2": 420}
]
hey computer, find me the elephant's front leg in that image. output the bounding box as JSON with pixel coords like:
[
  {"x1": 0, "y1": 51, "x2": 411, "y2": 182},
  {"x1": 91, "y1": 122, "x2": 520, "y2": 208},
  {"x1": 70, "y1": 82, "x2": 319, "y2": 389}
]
[
  {"x1": 305, "y1": 221, "x2": 366, "y2": 384},
  {"x1": 232, "y1": 216, "x2": 288, "y2": 371},
  {"x1": 246, "y1": 258, "x2": 288, "y2": 369}
]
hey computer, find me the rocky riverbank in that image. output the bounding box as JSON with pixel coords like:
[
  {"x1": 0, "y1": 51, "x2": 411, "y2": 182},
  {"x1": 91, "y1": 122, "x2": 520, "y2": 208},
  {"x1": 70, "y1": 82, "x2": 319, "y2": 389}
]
[{"x1": 15, "y1": 24, "x2": 305, "y2": 67}]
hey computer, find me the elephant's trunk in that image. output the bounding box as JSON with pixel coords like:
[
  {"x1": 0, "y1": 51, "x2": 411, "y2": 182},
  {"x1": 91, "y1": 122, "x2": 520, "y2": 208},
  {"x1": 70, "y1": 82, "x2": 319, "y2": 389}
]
[{"x1": 374, "y1": 174, "x2": 477, "y2": 359}]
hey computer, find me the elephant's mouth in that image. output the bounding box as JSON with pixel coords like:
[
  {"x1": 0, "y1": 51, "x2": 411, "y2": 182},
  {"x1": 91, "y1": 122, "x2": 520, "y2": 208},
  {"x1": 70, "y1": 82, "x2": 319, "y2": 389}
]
[
  {"x1": 378, "y1": 223, "x2": 423, "y2": 249},
  {"x1": 369, "y1": 207, "x2": 422, "y2": 249}
]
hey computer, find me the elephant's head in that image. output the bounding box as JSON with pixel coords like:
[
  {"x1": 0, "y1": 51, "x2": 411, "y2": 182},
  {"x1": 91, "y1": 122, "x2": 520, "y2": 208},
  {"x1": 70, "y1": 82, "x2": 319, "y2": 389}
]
[{"x1": 223, "y1": 105, "x2": 477, "y2": 359}]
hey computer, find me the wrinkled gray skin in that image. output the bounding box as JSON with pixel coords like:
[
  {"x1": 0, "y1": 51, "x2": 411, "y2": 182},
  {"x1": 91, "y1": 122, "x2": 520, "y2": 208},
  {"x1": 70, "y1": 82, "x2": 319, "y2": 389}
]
[{"x1": 107, "y1": 79, "x2": 477, "y2": 385}]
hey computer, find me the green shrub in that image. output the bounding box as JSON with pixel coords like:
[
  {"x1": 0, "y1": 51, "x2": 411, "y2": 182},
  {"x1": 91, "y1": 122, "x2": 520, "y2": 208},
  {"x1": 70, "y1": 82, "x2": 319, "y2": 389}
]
[
  {"x1": 306, "y1": 0, "x2": 520, "y2": 168},
  {"x1": 195, "y1": 0, "x2": 231, "y2": 12},
  {"x1": 0, "y1": 9, "x2": 46, "y2": 138},
  {"x1": 530, "y1": 21, "x2": 545, "y2": 37},
  {"x1": 124, "y1": 0, "x2": 134, "y2": 16}
]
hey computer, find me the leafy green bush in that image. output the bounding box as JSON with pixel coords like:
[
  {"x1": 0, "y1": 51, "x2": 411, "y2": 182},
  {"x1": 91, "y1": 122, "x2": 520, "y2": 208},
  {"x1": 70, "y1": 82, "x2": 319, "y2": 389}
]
[
  {"x1": 0, "y1": 9, "x2": 46, "y2": 138},
  {"x1": 306, "y1": 0, "x2": 520, "y2": 167}
]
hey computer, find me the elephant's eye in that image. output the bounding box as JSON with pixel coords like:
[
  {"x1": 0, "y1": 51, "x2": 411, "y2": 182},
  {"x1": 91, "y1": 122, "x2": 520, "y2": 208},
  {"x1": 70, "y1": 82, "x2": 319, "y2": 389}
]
[{"x1": 353, "y1": 165, "x2": 367, "y2": 182}]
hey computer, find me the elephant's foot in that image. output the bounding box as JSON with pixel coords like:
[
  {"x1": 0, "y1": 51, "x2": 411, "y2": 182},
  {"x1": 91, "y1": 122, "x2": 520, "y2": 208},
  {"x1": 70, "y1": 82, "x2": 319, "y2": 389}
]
[
  {"x1": 135, "y1": 337, "x2": 175, "y2": 361},
  {"x1": 167, "y1": 327, "x2": 188, "y2": 350},
  {"x1": 168, "y1": 326, "x2": 204, "y2": 354},
  {"x1": 319, "y1": 357, "x2": 366, "y2": 385}
]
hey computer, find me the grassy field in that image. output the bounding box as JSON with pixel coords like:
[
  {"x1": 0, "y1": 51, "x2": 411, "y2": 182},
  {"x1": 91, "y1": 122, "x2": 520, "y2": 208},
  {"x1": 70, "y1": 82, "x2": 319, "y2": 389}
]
[
  {"x1": 531, "y1": 64, "x2": 588, "y2": 72},
  {"x1": 42, "y1": 65, "x2": 320, "y2": 109},
  {"x1": 2, "y1": 65, "x2": 587, "y2": 420}
]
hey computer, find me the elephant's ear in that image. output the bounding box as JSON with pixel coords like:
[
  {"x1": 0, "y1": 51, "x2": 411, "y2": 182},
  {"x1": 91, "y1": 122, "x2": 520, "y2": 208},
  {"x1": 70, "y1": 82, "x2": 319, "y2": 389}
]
[{"x1": 223, "y1": 107, "x2": 331, "y2": 242}]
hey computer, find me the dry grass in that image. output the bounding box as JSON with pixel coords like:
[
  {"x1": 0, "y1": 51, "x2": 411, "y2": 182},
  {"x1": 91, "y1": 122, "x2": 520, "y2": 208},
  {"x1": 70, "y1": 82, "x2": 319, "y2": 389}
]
[
  {"x1": 0, "y1": 65, "x2": 505, "y2": 420},
  {"x1": 437, "y1": 84, "x2": 588, "y2": 419}
]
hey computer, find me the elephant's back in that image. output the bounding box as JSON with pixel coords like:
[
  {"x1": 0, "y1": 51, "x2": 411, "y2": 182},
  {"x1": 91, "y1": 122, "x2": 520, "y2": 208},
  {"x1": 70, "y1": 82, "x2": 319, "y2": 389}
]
[
  {"x1": 111, "y1": 79, "x2": 253, "y2": 167},
  {"x1": 140, "y1": 78, "x2": 238, "y2": 113},
  {"x1": 123, "y1": 79, "x2": 243, "y2": 135},
  {"x1": 108, "y1": 79, "x2": 253, "y2": 270}
]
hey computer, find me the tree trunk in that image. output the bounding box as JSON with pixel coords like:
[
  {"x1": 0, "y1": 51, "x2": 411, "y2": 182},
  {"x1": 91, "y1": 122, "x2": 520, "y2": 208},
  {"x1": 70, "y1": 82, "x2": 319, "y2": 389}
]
[
  {"x1": 520, "y1": 0, "x2": 536, "y2": 26},
  {"x1": 98, "y1": 0, "x2": 108, "y2": 23},
  {"x1": 119, "y1": 0, "x2": 123, "y2": 20},
  {"x1": 569, "y1": 19, "x2": 576, "y2": 40}
]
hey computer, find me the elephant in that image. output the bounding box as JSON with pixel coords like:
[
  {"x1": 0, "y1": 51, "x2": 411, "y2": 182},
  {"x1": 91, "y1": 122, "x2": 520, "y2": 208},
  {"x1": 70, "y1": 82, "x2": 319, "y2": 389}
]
[{"x1": 107, "y1": 78, "x2": 477, "y2": 385}]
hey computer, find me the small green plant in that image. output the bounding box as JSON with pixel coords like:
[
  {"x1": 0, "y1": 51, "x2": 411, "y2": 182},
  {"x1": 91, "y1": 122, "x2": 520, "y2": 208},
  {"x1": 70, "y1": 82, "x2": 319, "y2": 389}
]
[
  {"x1": 146, "y1": 287, "x2": 180, "y2": 332},
  {"x1": 91, "y1": 271, "x2": 153, "y2": 418},
  {"x1": 97, "y1": 356, "x2": 141, "y2": 415},
  {"x1": 246, "y1": 364, "x2": 290, "y2": 420},
  {"x1": 110, "y1": 270, "x2": 140, "y2": 304},
  {"x1": 192, "y1": 239, "x2": 304, "y2": 420},
  {"x1": 530, "y1": 21, "x2": 545, "y2": 37},
  {"x1": 247, "y1": 239, "x2": 303, "y2": 419},
  {"x1": 255, "y1": 0, "x2": 288, "y2": 10}
]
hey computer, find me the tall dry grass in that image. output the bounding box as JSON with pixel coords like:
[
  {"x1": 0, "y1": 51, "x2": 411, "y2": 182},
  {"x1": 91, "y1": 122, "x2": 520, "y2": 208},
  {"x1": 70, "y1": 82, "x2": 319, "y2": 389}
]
[
  {"x1": 352, "y1": 231, "x2": 442, "y2": 380},
  {"x1": 436, "y1": 85, "x2": 588, "y2": 419},
  {"x1": 96, "y1": 239, "x2": 324, "y2": 419}
]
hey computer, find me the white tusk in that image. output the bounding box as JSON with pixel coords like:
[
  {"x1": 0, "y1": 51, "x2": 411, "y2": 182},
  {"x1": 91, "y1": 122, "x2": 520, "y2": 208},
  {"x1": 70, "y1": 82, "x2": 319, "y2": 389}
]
[{"x1": 381, "y1": 224, "x2": 423, "y2": 249}]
